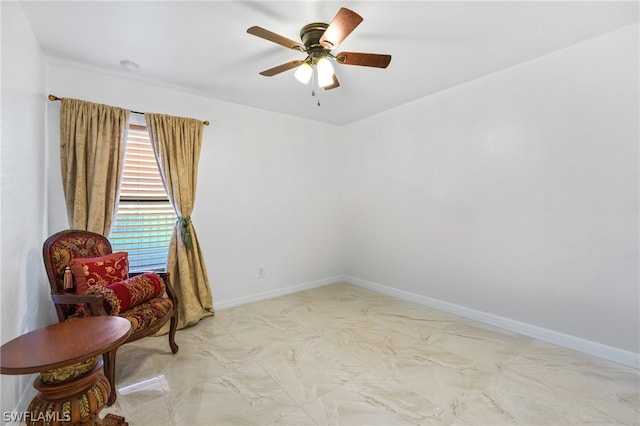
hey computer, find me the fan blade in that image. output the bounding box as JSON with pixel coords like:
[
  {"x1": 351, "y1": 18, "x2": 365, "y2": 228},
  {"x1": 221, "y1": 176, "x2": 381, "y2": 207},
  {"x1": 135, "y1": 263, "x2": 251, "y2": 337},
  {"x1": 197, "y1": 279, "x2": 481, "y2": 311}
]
[
  {"x1": 247, "y1": 26, "x2": 305, "y2": 51},
  {"x1": 324, "y1": 74, "x2": 340, "y2": 90},
  {"x1": 319, "y1": 7, "x2": 363, "y2": 49},
  {"x1": 335, "y1": 52, "x2": 391, "y2": 68},
  {"x1": 259, "y1": 60, "x2": 304, "y2": 77}
]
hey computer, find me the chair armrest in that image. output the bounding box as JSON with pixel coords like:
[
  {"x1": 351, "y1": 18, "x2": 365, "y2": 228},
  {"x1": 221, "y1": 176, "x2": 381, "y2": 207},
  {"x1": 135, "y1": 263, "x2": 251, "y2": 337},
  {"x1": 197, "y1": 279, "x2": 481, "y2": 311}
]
[
  {"x1": 51, "y1": 293, "x2": 109, "y2": 316},
  {"x1": 162, "y1": 273, "x2": 178, "y2": 304}
]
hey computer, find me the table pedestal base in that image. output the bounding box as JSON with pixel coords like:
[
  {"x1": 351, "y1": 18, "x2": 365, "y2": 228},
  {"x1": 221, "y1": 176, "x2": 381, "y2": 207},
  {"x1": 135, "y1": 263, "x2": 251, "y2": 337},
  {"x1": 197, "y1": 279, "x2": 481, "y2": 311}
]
[{"x1": 27, "y1": 357, "x2": 126, "y2": 426}]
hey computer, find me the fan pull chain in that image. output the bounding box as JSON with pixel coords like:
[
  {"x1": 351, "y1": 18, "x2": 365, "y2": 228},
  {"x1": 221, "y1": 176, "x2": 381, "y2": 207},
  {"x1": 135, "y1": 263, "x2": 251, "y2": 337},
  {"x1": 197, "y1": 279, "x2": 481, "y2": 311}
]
[{"x1": 311, "y1": 67, "x2": 321, "y2": 106}]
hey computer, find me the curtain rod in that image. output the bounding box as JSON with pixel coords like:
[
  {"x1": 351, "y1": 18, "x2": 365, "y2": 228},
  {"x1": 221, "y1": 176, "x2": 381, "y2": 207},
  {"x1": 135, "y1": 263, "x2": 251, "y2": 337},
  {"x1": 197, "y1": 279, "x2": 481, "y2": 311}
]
[{"x1": 48, "y1": 95, "x2": 210, "y2": 126}]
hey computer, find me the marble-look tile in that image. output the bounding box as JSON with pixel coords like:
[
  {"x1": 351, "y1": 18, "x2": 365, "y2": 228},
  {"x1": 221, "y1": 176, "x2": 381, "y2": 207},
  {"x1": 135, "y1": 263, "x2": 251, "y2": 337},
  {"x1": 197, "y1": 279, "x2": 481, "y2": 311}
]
[
  {"x1": 161, "y1": 334, "x2": 255, "y2": 388},
  {"x1": 458, "y1": 340, "x2": 640, "y2": 425},
  {"x1": 423, "y1": 321, "x2": 533, "y2": 372},
  {"x1": 253, "y1": 334, "x2": 370, "y2": 406},
  {"x1": 266, "y1": 407, "x2": 317, "y2": 426},
  {"x1": 113, "y1": 342, "x2": 167, "y2": 384},
  {"x1": 101, "y1": 283, "x2": 639, "y2": 426},
  {"x1": 290, "y1": 284, "x2": 396, "y2": 322},
  {"x1": 374, "y1": 346, "x2": 498, "y2": 417},
  {"x1": 105, "y1": 389, "x2": 173, "y2": 426},
  {"x1": 168, "y1": 364, "x2": 299, "y2": 426},
  {"x1": 362, "y1": 297, "x2": 460, "y2": 326},
  {"x1": 301, "y1": 369, "x2": 456, "y2": 425}
]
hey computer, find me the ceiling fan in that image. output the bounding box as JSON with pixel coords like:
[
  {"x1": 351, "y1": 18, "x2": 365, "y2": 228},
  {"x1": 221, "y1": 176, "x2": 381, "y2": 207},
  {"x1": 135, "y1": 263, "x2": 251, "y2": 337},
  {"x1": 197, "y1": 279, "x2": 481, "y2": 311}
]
[{"x1": 247, "y1": 7, "x2": 391, "y2": 91}]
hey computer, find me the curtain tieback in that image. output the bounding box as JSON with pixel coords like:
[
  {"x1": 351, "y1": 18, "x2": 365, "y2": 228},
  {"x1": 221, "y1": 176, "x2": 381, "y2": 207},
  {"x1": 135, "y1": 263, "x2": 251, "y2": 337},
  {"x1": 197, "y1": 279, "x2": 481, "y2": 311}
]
[{"x1": 177, "y1": 216, "x2": 193, "y2": 249}]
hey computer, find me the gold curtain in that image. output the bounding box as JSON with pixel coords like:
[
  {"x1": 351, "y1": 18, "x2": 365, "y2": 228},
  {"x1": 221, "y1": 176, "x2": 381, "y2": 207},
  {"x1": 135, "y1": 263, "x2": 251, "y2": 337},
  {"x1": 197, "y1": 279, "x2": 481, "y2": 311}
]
[
  {"x1": 145, "y1": 113, "x2": 214, "y2": 329},
  {"x1": 60, "y1": 98, "x2": 129, "y2": 235}
]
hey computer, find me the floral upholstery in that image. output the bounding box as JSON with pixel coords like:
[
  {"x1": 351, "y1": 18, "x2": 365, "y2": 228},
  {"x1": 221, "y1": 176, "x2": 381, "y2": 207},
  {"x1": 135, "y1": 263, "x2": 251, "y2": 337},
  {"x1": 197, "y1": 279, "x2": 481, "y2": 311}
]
[
  {"x1": 120, "y1": 297, "x2": 175, "y2": 333},
  {"x1": 65, "y1": 297, "x2": 174, "y2": 334},
  {"x1": 69, "y1": 252, "x2": 129, "y2": 295},
  {"x1": 45, "y1": 233, "x2": 110, "y2": 293},
  {"x1": 87, "y1": 272, "x2": 165, "y2": 316}
]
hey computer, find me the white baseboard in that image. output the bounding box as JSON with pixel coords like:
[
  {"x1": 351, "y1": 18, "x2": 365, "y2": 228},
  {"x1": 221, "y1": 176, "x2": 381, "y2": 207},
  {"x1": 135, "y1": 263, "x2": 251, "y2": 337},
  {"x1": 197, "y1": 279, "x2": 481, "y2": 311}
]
[
  {"x1": 214, "y1": 275, "x2": 344, "y2": 310},
  {"x1": 342, "y1": 275, "x2": 640, "y2": 369}
]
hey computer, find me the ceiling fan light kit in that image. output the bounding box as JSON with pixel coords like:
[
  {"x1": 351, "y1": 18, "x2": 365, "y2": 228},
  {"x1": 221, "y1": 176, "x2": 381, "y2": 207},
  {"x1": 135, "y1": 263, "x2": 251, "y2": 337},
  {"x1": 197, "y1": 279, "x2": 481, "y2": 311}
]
[
  {"x1": 294, "y1": 62, "x2": 313, "y2": 84},
  {"x1": 317, "y1": 57, "x2": 335, "y2": 87},
  {"x1": 247, "y1": 7, "x2": 391, "y2": 97}
]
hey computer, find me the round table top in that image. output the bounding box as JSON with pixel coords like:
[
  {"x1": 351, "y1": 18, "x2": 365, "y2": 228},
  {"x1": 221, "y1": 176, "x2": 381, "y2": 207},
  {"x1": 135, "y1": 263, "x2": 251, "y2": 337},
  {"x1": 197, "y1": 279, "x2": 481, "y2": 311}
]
[{"x1": 0, "y1": 316, "x2": 131, "y2": 375}]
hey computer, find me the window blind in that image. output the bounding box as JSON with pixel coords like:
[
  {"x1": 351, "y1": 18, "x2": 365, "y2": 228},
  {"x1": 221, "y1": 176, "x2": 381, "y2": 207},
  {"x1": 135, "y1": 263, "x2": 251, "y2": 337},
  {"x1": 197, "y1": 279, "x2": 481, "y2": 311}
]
[{"x1": 110, "y1": 124, "x2": 174, "y2": 271}]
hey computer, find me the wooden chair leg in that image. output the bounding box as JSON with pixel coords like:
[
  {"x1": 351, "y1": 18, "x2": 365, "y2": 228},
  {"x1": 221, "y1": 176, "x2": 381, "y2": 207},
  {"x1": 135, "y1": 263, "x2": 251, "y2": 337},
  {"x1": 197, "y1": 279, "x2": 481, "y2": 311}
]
[
  {"x1": 168, "y1": 315, "x2": 179, "y2": 354},
  {"x1": 103, "y1": 349, "x2": 118, "y2": 406}
]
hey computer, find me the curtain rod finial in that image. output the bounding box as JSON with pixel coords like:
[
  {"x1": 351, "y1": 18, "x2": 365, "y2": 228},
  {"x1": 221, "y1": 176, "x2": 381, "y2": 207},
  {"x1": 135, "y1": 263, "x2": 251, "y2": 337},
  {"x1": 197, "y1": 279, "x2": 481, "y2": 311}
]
[
  {"x1": 48, "y1": 94, "x2": 59, "y2": 101},
  {"x1": 204, "y1": 121, "x2": 210, "y2": 126}
]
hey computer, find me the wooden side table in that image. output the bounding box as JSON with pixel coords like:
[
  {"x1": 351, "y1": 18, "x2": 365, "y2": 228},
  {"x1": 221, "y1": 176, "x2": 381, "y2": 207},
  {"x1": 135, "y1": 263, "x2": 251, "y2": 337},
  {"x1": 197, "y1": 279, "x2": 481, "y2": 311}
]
[{"x1": 1, "y1": 316, "x2": 131, "y2": 426}]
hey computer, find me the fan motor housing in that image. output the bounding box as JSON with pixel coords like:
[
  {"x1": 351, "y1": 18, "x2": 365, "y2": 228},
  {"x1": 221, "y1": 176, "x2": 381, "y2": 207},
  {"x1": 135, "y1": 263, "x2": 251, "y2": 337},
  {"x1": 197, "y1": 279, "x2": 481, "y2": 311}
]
[{"x1": 300, "y1": 23, "x2": 329, "y2": 51}]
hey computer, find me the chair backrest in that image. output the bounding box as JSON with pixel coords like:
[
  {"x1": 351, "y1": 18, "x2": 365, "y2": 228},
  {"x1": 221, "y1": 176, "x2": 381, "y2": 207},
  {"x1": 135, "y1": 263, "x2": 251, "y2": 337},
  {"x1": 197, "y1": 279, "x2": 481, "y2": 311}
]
[{"x1": 43, "y1": 229, "x2": 112, "y2": 320}]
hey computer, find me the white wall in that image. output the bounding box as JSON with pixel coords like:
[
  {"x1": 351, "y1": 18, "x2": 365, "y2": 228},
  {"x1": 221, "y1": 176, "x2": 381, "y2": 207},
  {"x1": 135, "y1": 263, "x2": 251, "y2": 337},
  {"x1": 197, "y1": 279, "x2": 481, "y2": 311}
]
[
  {"x1": 45, "y1": 65, "x2": 345, "y2": 305},
  {"x1": 0, "y1": 1, "x2": 53, "y2": 416},
  {"x1": 343, "y1": 24, "x2": 639, "y2": 355}
]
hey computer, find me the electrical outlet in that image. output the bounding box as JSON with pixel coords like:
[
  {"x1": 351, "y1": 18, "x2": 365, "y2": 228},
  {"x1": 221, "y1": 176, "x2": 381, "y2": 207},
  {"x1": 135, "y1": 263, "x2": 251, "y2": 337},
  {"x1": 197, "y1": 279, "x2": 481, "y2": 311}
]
[{"x1": 257, "y1": 267, "x2": 266, "y2": 279}]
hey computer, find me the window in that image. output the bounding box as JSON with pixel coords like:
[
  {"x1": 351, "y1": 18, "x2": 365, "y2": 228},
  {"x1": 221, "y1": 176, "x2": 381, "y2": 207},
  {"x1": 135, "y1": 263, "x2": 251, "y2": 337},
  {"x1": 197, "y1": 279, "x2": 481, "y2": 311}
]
[{"x1": 110, "y1": 122, "x2": 174, "y2": 271}]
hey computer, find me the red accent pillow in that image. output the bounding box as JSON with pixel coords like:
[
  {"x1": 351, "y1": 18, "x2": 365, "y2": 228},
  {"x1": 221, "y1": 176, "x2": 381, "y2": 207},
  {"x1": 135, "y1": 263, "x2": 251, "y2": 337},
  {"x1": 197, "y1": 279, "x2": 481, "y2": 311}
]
[
  {"x1": 87, "y1": 273, "x2": 164, "y2": 316},
  {"x1": 69, "y1": 252, "x2": 129, "y2": 294}
]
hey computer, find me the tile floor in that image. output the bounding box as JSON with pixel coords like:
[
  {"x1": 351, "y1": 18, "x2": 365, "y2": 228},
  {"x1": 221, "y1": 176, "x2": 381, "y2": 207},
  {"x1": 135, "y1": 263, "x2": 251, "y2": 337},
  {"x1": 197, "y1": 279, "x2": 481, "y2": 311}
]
[{"x1": 104, "y1": 283, "x2": 639, "y2": 425}]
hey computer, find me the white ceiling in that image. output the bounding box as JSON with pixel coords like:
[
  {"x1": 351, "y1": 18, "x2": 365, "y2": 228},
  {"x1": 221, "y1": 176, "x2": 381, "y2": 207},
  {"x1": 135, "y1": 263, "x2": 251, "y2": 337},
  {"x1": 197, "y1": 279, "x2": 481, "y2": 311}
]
[{"x1": 20, "y1": 1, "x2": 639, "y2": 126}]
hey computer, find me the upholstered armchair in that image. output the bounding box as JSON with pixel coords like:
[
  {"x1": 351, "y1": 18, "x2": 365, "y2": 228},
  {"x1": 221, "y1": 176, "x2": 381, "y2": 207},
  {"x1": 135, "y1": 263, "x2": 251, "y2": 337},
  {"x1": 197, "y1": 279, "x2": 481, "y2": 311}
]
[{"x1": 42, "y1": 229, "x2": 179, "y2": 405}]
